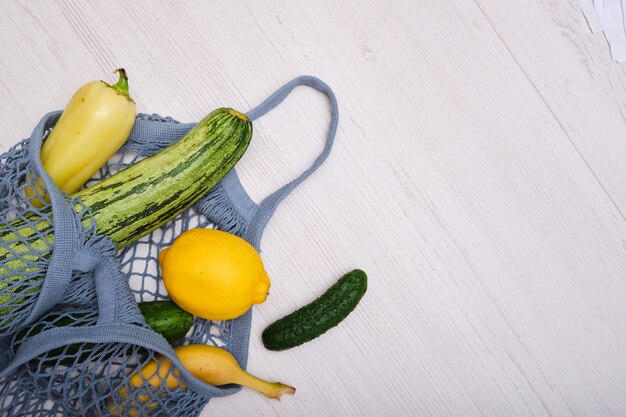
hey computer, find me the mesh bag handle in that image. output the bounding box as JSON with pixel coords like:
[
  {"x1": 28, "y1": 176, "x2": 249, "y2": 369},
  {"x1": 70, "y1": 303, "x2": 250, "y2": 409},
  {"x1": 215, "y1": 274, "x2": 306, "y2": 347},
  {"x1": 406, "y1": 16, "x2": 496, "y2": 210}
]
[{"x1": 243, "y1": 75, "x2": 339, "y2": 249}]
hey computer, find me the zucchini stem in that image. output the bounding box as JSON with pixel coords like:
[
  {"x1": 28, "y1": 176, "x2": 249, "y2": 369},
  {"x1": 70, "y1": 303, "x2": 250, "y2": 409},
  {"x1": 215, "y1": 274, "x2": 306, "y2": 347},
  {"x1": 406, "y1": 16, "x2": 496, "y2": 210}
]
[{"x1": 228, "y1": 108, "x2": 249, "y2": 122}]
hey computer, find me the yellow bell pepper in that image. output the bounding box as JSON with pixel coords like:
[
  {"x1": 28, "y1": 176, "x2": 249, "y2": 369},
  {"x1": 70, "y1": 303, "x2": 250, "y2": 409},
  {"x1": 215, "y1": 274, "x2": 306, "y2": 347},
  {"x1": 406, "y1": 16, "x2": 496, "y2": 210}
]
[{"x1": 26, "y1": 68, "x2": 136, "y2": 206}]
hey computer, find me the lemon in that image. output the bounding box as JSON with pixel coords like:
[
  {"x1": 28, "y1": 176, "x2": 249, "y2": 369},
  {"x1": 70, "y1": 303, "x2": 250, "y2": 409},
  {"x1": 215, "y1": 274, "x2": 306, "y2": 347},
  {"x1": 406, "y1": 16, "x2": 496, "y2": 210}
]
[{"x1": 159, "y1": 228, "x2": 270, "y2": 321}]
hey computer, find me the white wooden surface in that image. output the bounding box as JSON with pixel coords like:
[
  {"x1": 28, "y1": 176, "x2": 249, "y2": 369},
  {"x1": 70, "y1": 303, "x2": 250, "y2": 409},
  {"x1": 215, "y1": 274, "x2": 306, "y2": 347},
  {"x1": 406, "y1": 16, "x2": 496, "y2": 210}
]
[{"x1": 2, "y1": 1, "x2": 626, "y2": 416}]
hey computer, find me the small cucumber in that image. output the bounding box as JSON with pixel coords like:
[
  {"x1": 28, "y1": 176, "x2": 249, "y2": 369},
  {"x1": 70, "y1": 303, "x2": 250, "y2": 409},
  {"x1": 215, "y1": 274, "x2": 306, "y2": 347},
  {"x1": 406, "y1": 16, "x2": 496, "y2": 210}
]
[
  {"x1": 14, "y1": 300, "x2": 194, "y2": 353},
  {"x1": 262, "y1": 269, "x2": 367, "y2": 351},
  {"x1": 138, "y1": 300, "x2": 194, "y2": 343},
  {"x1": 11, "y1": 300, "x2": 194, "y2": 367}
]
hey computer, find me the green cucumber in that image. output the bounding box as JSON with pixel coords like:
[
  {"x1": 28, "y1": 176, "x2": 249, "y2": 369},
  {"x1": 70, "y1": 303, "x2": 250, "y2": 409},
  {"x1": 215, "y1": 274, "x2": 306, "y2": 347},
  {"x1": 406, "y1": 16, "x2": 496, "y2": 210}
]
[
  {"x1": 262, "y1": 269, "x2": 367, "y2": 351},
  {"x1": 0, "y1": 108, "x2": 252, "y2": 331},
  {"x1": 13, "y1": 300, "x2": 194, "y2": 362},
  {"x1": 138, "y1": 300, "x2": 194, "y2": 343}
]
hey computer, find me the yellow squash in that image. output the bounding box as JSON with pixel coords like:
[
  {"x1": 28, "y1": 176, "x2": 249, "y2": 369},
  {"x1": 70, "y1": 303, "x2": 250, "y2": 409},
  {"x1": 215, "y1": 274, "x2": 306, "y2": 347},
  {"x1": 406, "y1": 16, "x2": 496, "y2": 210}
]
[
  {"x1": 26, "y1": 68, "x2": 136, "y2": 206},
  {"x1": 109, "y1": 344, "x2": 295, "y2": 415}
]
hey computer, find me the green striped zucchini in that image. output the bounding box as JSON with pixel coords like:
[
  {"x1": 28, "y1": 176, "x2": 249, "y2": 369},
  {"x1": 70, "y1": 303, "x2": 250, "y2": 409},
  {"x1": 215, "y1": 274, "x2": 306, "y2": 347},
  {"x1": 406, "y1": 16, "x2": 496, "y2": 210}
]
[
  {"x1": 0, "y1": 108, "x2": 252, "y2": 331},
  {"x1": 76, "y1": 108, "x2": 252, "y2": 248}
]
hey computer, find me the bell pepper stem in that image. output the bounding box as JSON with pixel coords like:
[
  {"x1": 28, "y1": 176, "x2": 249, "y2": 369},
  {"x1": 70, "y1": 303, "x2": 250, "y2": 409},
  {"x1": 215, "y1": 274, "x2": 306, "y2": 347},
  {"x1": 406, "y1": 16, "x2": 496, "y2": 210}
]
[{"x1": 111, "y1": 68, "x2": 130, "y2": 98}]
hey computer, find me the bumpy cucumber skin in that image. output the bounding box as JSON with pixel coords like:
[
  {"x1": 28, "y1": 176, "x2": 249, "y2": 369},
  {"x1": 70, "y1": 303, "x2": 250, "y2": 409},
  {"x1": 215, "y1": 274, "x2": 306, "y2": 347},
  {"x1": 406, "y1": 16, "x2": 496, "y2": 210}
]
[
  {"x1": 262, "y1": 269, "x2": 367, "y2": 351},
  {"x1": 11, "y1": 300, "x2": 194, "y2": 365},
  {"x1": 138, "y1": 300, "x2": 194, "y2": 343},
  {"x1": 14, "y1": 300, "x2": 194, "y2": 347}
]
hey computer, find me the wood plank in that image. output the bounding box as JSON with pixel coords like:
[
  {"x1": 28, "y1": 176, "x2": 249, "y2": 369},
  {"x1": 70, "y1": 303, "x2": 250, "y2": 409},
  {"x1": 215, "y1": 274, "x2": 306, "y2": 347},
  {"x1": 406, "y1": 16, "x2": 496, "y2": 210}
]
[
  {"x1": 0, "y1": 1, "x2": 625, "y2": 416},
  {"x1": 475, "y1": 0, "x2": 626, "y2": 215}
]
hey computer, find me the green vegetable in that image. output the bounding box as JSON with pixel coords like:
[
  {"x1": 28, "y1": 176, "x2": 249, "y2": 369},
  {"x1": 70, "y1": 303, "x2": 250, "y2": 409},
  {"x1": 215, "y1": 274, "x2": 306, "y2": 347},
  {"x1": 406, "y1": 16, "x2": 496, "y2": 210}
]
[
  {"x1": 13, "y1": 300, "x2": 195, "y2": 363},
  {"x1": 138, "y1": 300, "x2": 194, "y2": 343},
  {"x1": 0, "y1": 108, "x2": 252, "y2": 331},
  {"x1": 73, "y1": 107, "x2": 252, "y2": 248},
  {"x1": 262, "y1": 269, "x2": 367, "y2": 351}
]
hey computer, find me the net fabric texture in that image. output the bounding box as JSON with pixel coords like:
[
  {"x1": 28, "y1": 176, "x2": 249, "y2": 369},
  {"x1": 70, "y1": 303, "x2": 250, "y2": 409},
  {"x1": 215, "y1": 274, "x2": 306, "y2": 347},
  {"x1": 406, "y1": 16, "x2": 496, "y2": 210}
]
[
  {"x1": 0, "y1": 112, "x2": 253, "y2": 417},
  {"x1": 0, "y1": 75, "x2": 338, "y2": 417}
]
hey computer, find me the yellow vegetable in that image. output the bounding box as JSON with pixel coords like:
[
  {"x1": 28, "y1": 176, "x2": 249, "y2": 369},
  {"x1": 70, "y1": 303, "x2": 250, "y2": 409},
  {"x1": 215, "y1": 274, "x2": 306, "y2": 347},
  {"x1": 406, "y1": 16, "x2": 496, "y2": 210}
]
[
  {"x1": 159, "y1": 228, "x2": 271, "y2": 321},
  {"x1": 26, "y1": 68, "x2": 136, "y2": 206},
  {"x1": 109, "y1": 344, "x2": 295, "y2": 416}
]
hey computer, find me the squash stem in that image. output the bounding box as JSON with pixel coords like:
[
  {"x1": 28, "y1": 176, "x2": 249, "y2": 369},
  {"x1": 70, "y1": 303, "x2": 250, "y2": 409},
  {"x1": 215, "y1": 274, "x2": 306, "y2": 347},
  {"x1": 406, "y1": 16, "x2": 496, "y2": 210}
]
[
  {"x1": 110, "y1": 68, "x2": 131, "y2": 98},
  {"x1": 228, "y1": 108, "x2": 249, "y2": 122},
  {"x1": 233, "y1": 370, "x2": 295, "y2": 400}
]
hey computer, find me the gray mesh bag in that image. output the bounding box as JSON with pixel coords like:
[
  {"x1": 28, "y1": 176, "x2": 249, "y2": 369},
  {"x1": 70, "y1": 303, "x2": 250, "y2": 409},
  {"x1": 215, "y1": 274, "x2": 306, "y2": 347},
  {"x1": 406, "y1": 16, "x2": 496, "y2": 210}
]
[{"x1": 0, "y1": 76, "x2": 338, "y2": 416}]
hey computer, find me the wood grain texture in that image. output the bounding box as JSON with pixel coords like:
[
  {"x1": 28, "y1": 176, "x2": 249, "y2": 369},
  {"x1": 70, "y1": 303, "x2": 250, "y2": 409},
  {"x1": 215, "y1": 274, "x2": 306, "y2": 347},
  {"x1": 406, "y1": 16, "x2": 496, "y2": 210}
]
[{"x1": 1, "y1": 0, "x2": 626, "y2": 416}]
